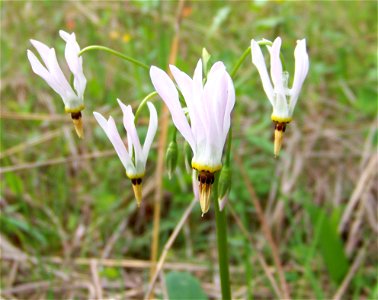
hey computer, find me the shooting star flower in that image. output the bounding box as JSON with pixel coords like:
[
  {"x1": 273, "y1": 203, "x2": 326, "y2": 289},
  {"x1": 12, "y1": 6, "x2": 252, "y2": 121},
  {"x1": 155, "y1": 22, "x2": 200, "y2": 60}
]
[
  {"x1": 93, "y1": 99, "x2": 158, "y2": 206},
  {"x1": 251, "y1": 37, "x2": 309, "y2": 156},
  {"x1": 27, "y1": 30, "x2": 87, "y2": 138},
  {"x1": 150, "y1": 60, "x2": 235, "y2": 215}
]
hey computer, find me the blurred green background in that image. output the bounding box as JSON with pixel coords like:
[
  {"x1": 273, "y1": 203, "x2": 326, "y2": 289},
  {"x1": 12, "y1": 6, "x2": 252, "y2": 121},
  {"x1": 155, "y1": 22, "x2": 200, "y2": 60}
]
[{"x1": 1, "y1": 1, "x2": 377, "y2": 299}]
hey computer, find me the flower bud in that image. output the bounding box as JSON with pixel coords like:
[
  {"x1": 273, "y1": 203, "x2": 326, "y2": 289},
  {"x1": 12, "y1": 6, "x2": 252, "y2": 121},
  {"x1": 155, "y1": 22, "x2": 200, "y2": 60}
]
[
  {"x1": 184, "y1": 142, "x2": 193, "y2": 173},
  {"x1": 165, "y1": 140, "x2": 178, "y2": 179},
  {"x1": 202, "y1": 48, "x2": 211, "y2": 76},
  {"x1": 217, "y1": 165, "x2": 231, "y2": 211}
]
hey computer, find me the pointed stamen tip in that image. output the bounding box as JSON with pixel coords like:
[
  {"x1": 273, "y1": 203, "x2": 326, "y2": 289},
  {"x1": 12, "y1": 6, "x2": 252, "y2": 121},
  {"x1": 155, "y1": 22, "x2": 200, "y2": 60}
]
[
  {"x1": 71, "y1": 112, "x2": 84, "y2": 138},
  {"x1": 197, "y1": 170, "x2": 214, "y2": 215},
  {"x1": 131, "y1": 178, "x2": 143, "y2": 207},
  {"x1": 274, "y1": 127, "x2": 285, "y2": 158},
  {"x1": 199, "y1": 186, "x2": 211, "y2": 215}
]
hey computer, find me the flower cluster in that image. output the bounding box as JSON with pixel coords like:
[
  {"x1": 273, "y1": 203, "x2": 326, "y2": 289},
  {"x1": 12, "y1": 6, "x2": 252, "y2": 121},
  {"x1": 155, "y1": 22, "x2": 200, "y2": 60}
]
[{"x1": 27, "y1": 30, "x2": 309, "y2": 214}]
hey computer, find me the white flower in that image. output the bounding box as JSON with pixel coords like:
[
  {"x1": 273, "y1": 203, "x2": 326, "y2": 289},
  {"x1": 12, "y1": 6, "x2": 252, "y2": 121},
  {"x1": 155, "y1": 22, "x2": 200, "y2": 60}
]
[
  {"x1": 93, "y1": 99, "x2": 158, "y2": 206},
  {"x1": 150, "y1": 60, "x2": 235, "y2": 214},
  {"x1": 27, "y1": 30, "x2": 87, "y2": 113},
  {"x1": 252, "y1": 37, "x2": 309, "y2": 156},
  {"x1": 251, "y1": 37, "x2": 309, "y2": 123}
]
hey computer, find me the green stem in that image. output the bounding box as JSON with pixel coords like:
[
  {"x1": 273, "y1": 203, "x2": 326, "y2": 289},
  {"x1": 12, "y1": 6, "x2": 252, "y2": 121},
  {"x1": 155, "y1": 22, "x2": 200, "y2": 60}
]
[
  {"x1": 230, "y1": 39, "x2": 287, "y2": 80},
  {"x1": 134, "y1": 91, "x2": 158, "y2": 124},
  {"x1": 172, "y1": 126, "x2": 177, "y2": 142},
  {"x1": 230, "y1": 46, "x2": 251, "y2": 79},
  {"x1": 213, "y1": 175, "x2": 231, "y2": 300},
  {"x1": 78, "y1": 45, "x2": 149, "y2": 70}
]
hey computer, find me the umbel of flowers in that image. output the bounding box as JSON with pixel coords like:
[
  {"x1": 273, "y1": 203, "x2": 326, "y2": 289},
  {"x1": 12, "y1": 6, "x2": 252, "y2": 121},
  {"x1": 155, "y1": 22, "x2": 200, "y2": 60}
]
[
  {"x1": 150, "y1": 60, "x2": 235, "y2": 215},
  {"x1": 251, "y1": 37, "x2": 309, "y2": 156},
  {"x1": 27, "y1": 29, "x2": 310, "y2": 300},
  {"x1": 26, "y1": 30, "x2": 309, "y2": 213},
  {"x1": 27, "y1": 30, "x2": 87, "y2": 138}
]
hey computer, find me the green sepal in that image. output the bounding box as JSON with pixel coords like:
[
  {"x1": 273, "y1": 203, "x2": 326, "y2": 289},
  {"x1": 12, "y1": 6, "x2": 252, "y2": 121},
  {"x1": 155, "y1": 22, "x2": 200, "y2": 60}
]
[{"x1": 217, "y1": 165, "x2": 231, "y2": 202}]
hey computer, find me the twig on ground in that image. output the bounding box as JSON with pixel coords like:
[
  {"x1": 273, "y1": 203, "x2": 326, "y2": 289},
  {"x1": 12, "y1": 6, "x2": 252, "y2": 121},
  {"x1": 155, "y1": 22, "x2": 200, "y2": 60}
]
[
  {"x1": 0, "y1": 150, "x2": 115, "y2": 173},
  {"x1": 339, "y1": 154, "x2": 377, "y2": 233},
  {"x1": 145, "y1": 198, "x2": 196, "y2": 299},
  {"x1": 333, "y1": 248, "x2": 366, "y2": 300},
  {"x1": 2, "y1": 252, "x2": 246, "y2": 273},
  {"x1": 90, "y1": 259, "x2": 103, "y2": 299}
]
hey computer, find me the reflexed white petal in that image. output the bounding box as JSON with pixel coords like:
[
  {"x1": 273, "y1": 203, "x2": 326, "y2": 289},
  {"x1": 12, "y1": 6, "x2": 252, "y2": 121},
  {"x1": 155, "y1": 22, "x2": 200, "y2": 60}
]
[
  {"x1": 169, "y1": 65, "x2": 193, "y2": 103},
  {"x1": 191, "y1": 59, "x2": 208, "y2": 143},
  {"x1": 93, "y1": 112, "x2": 134, "y2": 173},
  {"x1": 127, "y1": 123, "x2": 133, "y2": 161},
  {"x1": 60, "y1": 30, "x2": 87, "y2": 100},
  {"x1": 62, "y1": 32, "x2": 81, "y2": 74},
  {"x1": 289, "y1": 39, "x2": 309, "y2": 115},
  {"x1": 169, "y1": 65, "x2": 197, "y2": 127},
  {"x1": 27, "y1": 50, "x2": 50, "y2": 79},
  {"x1": 46, "y1": 48, "x2": 76, "y2": 101},
  {"x1": 152, "y1": 60, "x2": 234, "y2": 172},
  {"x1": 30, "y1": 39, "x2": 51, "y2": 67},
  {"x1": 27, "y1": 50, "x2": 61, "y2": 94},
  {"x1": 251, "y1": 39, "x2": 274, "y2": 105},
  {"x1": 27, "y1": 49, "x2": 72, "y2": 106},
  {"x1": 29, "y1": 39, "x2": 71, "y2": 100},
  {"x1": 73, "y1": 71, "x2": 87, "y2": 100},
  {"x1": 207, "y1": 61, "x2": 226, "y2": 77},
  {"x1": 223, "y1": 72, "x2": 235, "y2": 138},
  {"x1": 142, "y1": 101, "x2": 158, "y2": 163},
  {"x1": 60, "y1": 31, "x2": 80, "y2": 73},
  {"x1": 203, "y1": 68, "x2": 227, "y2": 144},
  {"x1": 59, "y1": 30, "x2": 71, "y2": 42},
  {"x1": 193, "y1": 62, "x2": 228, "y2": 170},
  {"x1": 270, "y1": 37, "x2": 284, "y2": 93},
  {"x1": 150, "y1": 66, "x2": 195, "y2": 151},
  {"x1": 117, "y1": 99, "x2": 144, "y2": 164}
]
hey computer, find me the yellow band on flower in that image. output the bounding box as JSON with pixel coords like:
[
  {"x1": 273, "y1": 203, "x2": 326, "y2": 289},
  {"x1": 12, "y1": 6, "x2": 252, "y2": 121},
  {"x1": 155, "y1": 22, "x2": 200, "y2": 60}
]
[
  {"x1": 271, "y1": 115, "x2": 292, "y2": 123},
  {"x1": 192, "y1": 162, "x2": 222, "y2": 173},
  {"x1": 65, "y1": 104, "x2": 85, "y2": 113},
  {"x1": 126, "y1": 172, "x2": 145, "y2": 180}
]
